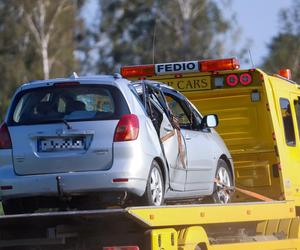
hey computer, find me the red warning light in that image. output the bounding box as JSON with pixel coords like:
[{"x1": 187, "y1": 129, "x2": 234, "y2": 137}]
[
  {"x1": 200, "y1": 58, "x2": 240, "y2": 72},
  {"x1": 226, "y1": 74, "x2": 239, "y2": 86},
  {"x1": 120, "y1": 65, "x2": 155, "y2": 77},
  {"x1": 240, "y1": 73, "x2": 252, "y2": 85},
  {"x1": 278, "y1": 69, "x2": 292, "y2": 80}
]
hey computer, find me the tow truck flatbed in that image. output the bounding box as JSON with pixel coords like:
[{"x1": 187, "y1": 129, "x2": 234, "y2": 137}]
[
  {"x1": 2, "y1": 58, "x2": 300, "y2": 249},
  {"x1": 0, "y1": 201, "x2": 299, "y2": 249}
]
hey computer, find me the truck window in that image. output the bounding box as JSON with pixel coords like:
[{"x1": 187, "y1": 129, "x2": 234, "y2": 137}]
[
  {"x1": 294, "y1": 98, "x2": 300, "y2": 139},
  {"x1": 280, "y1": 98, "x2": 296, "y2": 146}
]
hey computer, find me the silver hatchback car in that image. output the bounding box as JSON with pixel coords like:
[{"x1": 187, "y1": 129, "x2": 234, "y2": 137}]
[{"x1": 0, "y1": 74, "x2": 234, "y2": 214}]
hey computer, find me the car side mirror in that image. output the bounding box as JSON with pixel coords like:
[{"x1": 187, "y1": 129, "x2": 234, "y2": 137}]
[{"x1": 201, "y1": 114, "x2": 218, "y2": 129}]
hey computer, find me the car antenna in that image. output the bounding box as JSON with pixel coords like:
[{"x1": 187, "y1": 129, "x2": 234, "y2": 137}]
[
  {"x1": 248, "y1": 49, "x2": 255, "y2": 68},
  {"x1": 152, "y1": 3, "x2": 158, "y2": 64},
  {"x1": 152, "y1": 20, "x2": 157, "y2": 64}
]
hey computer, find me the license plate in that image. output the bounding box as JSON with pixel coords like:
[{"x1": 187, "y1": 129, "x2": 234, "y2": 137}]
[
  {"x1": 162, "y1": 76, "x2": 211, "y2": 92},
  {"x1": 38, "y1": 137, "x2": 85, "y2": 152}
]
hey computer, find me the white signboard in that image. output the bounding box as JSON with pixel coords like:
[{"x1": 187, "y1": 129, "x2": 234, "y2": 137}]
[{"x1": 155, "y1": 61, "x2": 199, "y2": 75}]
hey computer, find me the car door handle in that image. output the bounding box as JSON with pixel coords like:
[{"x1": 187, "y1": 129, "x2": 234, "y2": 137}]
[{"x1": 185, "y1": 136, "x2": 192, "y2": 141}]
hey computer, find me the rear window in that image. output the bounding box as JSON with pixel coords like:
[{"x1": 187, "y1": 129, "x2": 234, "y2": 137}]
[{"x1": 8, "y1": 84, "x2": 129, "y2": 125}]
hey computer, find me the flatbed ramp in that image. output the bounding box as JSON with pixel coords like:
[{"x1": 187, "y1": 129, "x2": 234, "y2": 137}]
[{"x1": 0, "y1": 201, "x2": 299, "y2": 249}]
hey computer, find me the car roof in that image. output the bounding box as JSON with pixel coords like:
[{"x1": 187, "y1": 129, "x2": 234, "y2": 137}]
[
  {"x1": 19, "y1": 75, "x2": 129, "y2": 91},
  {"x1": 129, "y1": 80, "x2": 180, "y2": 95}
]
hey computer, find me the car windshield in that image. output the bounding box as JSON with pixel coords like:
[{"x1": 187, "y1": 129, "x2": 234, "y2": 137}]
[{"x1": 9, "y1": 84, "x2": 129, "y2": 125}]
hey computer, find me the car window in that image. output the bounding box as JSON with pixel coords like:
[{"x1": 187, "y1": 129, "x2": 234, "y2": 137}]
[
  {"x1": 10, "y1": 84, "x2": 129, "y2": 125},
  {"x1": 280, "y1": 98, "x2": 296, "y2": 146},
  {"x1": 191, "y1": 106, "x2": 202, "y2": 128},
  {"x1": 130, "y1": 82, "x2": 171, "y2": 119},
  {"x1": 164, "y1": 94, "x2": 191, "y2": 128}
]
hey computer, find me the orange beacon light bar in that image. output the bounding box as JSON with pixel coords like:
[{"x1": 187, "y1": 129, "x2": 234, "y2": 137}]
[
  {"x1": 200, "y1": 58, "x2": 240, "y2": 72},
  {"x1": 278, "y1": 69, "x2": 292, "y2": 80},
  {"x1": 120, "y1": 58, "x2": 240, "y2": 78},
  {"x1": 120, "y1": 64, "x2": 155, "y2": 78}
]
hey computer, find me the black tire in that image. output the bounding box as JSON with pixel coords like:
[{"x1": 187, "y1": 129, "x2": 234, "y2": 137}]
[
  {"x1": 142, "y1": 160, "x2": 165, "y2": 206},
  {"x1": 211, "y1": 159, "x2": 233, "y2": 204}
]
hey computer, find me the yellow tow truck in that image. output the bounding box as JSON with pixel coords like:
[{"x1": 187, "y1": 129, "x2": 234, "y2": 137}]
[{"x1": 1, "y1": 58, "x2": 300, "y2": 250}]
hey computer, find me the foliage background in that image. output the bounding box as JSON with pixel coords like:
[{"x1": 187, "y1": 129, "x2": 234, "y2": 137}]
[{"x1": 0, "y1": 0, "x2": 298, "y2": 119}]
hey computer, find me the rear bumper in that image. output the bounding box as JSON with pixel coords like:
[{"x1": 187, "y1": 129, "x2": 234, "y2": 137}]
[
  {"x1": 0, "y1": 165, "x2": 148, "y2": 200},
  {"x1": 0, "y1": 139, "x2": 160, "y2": 200},
  {"x1": 0, "y1": 128, "x2": 164, "y2": 201}
]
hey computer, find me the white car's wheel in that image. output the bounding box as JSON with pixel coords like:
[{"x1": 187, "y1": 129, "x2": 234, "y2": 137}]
[
  {"x1": 143, "y1": 161, "x2": 164, "y2": 206},
  {"x1": 212, "y1": 159, "x2": 233, "y2": 204}
]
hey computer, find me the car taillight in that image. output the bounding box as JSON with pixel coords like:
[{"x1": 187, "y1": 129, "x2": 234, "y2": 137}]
[
  {"x1": 53, "y1": 82, "x2": 80, "y2": 87},
  {"x1": 114, "y1": 114, "x2": 139, "y2": 142},
  {"x1": 103, "y1": 247, "x2": 139, "y2": 250},
  {"x1": 0, "y1": 122, "x2": 12, "y2": 149}
]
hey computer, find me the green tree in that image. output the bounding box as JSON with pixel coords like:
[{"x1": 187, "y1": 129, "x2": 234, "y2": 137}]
[
  {"x1": 97, "y1": 0, "x2": 156, "y2": 73},
  {"x1": 21, "y1": 0, "x2": 76, "y2": 79},
  {"x1": 0, "y1": 2, "x2": 28, "y2": 118},
  {"x1": 98, "y1": 0, "x2": 241, "y2": 73},
  {"x1": 0, "y1": 0, "x2": 84, "y2": 119},
  {"x1": 262, "y1": 1, "x2": 300, "y2": 82}
]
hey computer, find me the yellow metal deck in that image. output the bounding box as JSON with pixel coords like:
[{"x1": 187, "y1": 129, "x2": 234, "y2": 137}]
[
  {"x1": 127, "y1": 201, "x2": 300, "y2": 249},
  {"x1": 127, "y1": 201, "x2": 296, "y2": 227}
]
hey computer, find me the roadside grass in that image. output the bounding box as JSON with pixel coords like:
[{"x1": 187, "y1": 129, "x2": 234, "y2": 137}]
[{"x1": 0, "y1": 203, "x2": 3, "y2": 215}]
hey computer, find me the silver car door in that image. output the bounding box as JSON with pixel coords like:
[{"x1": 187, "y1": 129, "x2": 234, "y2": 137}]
[
  {"x1": 164, "y1": 92, "x2": 215, "y2": 192},
  {"x1": 182, "y1": 101, "x2": 216, "y2": 191},
  {"x1": 182, "y1": 128, "x2": 215, "y2": 191},
  {"x1": 148, "y1": 88, "x2": 187, "y2": 191}
]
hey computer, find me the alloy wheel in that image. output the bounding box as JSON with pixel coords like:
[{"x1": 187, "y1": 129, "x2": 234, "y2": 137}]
[
  {"x1": 150, "y1": 167, "x2": 163, "y2": 206},
  {"x1": 215, "y1": 166, "x2": 231, "y2": 203}
]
